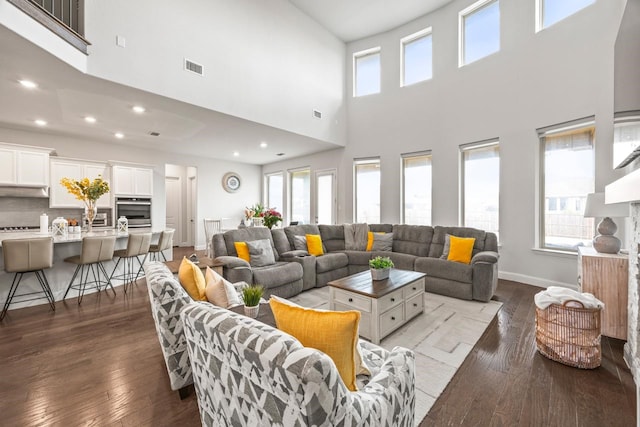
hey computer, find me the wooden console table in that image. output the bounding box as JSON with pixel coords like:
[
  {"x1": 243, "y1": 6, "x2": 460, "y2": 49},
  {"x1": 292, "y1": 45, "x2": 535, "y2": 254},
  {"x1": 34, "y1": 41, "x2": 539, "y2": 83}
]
[{"x1": 578, "y1": 246, "x2": 628, "y2": 340}]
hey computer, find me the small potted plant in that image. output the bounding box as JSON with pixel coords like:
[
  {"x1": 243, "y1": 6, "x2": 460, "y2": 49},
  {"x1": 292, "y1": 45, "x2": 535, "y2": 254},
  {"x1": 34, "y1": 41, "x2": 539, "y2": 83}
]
[
  {"x1": 242, "y1": 284, "x2": 264, "y2": 318},
  {"x1": 369, "y1": 256, "x2": 394, "y2": 280}
]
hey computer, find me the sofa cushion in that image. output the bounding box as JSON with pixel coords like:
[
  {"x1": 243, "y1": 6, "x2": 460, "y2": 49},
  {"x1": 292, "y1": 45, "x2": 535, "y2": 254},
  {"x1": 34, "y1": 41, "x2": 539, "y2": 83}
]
[
  {"x1": 429, "y1": 226, "x2": 487, "y2": 258},
  {"x1": 284, "y1": 224, "x2": 323, "y2": 250},
  {"x1": 223, "y1": 227, "x2": 279, "y2": 260},
  {"x1": 306, "y1": 234, "x2": 324, "y2": 256},
  {"x1": 204, "y1": 266, "x2": 242, "y2": 308},
  {"x1": 319, "y1": 224, "x2": 346, "y2": 251},
  {"x1": 369, "y1": 223, "x2": 393, "y2": 233},
  {"x1": 373, "y1": 251, "x2": 417, "y2": 271},
  {"x1": 270, "y1": 228, "x2": 292, "y2": 256},
  {"x1": 178, "y1": 257, "x2": 207, "y2": 301},
  {"x1": 372, "y1": 233, "x2": 393, "y2": 251},
  {"x1": 447, "y1": 236, "x2": 475, "y2": 264},
  {"x1": 269, "y1": 295, "x2": 362, "y2": 391},
  {"x1": 246, "y1": 239, "x2": 276, "y2": 267},
  {"x1": 251, "y1": 261, "x2": 303, "y2": 289},
  {"x1": 342, "y1": 250, "x2": 372, "y2": 266},
  {"x1": 293, "y1": 235, "x2": 307, "y2": 251},
  {"x1": 414, "y1": 257, "x2": 473, "y2": 283},
  {"x1": 392, "y1": 225, "x2": 433, "y2": 257},
  {"x1": 316, "y1": 252, "x2": 349, "y2": 273}
]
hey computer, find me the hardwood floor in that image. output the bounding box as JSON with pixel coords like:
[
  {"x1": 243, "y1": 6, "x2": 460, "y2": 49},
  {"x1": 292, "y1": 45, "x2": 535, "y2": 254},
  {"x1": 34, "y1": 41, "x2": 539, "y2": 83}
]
[{"x1": 0, "y1": 248, "x2": 636, "y2": 426}]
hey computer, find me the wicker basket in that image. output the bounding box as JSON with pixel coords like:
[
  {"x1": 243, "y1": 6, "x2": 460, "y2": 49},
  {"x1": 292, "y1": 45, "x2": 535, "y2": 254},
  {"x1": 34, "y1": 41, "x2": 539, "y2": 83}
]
[{"x1": 535, "y1": 300, "x2": 602, "y2": 369}]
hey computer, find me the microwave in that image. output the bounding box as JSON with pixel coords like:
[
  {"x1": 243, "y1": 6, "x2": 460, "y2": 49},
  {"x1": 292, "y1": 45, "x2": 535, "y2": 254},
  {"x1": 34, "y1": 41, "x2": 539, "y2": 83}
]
[{"x1": 115, "y1": 197, "x2": 152, "y2": 228}]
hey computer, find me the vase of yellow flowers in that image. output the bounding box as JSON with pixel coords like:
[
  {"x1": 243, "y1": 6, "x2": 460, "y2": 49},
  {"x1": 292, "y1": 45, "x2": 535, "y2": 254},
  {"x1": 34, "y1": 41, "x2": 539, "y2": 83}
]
[{"x1": 60, "y1": 175, "x2": 110, "y2": 232}]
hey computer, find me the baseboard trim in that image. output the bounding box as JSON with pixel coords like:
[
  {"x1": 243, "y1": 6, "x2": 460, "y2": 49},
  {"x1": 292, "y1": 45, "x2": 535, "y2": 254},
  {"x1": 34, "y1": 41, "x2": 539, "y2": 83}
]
[{"x1": 498, "y1": 271, "x2": 578, "y2": 291}]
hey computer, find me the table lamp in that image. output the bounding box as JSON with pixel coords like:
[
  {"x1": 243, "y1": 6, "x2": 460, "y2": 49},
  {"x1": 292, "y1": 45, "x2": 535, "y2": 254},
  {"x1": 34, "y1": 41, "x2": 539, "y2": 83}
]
[{"x1": 583, "y1": 192, "x2": 628, "y2": 253}]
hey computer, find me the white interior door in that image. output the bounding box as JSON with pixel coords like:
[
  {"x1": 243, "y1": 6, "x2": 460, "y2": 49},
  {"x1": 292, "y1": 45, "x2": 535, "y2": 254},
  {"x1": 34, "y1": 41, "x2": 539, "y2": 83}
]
[
  {"x1": 165, "y1": 176, "x2": 182, "y2": 245},
  {"x1": 188, "y1": 175, "x2": 197, "y2": 247},
  {"x1": 315, "y1": 169, "x2": 337, "y2": 224}
]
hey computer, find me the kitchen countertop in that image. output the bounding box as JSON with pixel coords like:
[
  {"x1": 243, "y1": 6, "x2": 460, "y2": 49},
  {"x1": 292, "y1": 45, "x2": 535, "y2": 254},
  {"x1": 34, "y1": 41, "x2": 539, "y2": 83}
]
[{"x1": 0, "y1": 227, "x2": 170, "y2": 247}]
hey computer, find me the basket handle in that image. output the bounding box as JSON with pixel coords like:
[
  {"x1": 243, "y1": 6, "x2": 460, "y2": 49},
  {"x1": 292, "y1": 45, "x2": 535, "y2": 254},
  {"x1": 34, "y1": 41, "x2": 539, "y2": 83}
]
[{"x1": 562, "y1": 299, "x2": 585, "y2": 308}]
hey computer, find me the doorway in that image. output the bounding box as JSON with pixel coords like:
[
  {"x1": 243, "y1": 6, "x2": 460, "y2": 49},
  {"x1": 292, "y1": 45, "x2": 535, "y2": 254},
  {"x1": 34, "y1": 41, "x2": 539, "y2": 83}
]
[{"x1": 165, "y1": 164, "x2": 197, "y2": 247}]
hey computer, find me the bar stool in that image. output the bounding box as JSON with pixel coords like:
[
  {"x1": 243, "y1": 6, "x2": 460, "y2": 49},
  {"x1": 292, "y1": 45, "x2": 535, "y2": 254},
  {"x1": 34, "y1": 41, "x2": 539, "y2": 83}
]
[
  {"x1": 110, "y1": 233, "x2": 152, "y2": 293},
  {"x1": 148, "y1": 229, "x2": 174, "y2": 262},
  {"x1": 62, "y1": 235, "x2": 116, "y2": 304},
  {"x1": 1, "y1": 237, "x2": 55, "y2": 320}
]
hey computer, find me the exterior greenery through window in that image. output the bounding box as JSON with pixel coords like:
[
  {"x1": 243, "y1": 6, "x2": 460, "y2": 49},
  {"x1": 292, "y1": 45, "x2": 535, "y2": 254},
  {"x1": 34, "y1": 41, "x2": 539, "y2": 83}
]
[
  {"x1": 460, "y1": 140, "x2": 500, "y2": 238},
  {"x1": 540, "y1": 122, "x2": 595, "y2": 251},
  {"x1": 536, "y1": 0, "x2": 595, "y2": 32},
  {"x1": 401, "y1": 28, "x2": 433, "y2": 87},
  {"x1": 354, "y1": 47, "x2": 381, "y2": 97},
  {"x1": 354, "y1": 158, "x2": 380, "y2": 223},
  {"x1": 402, "y1": 152, "x2": 432, "y2": 225},
  {"x1": 265, "y1": 172, "x2": 284, "y2": 216},
  {"x1": 289, "y1": 168, "x2": 310, "y2": 225},
  {"x1": 459, "y1": 0, "x2": 500, "y2": 67}
]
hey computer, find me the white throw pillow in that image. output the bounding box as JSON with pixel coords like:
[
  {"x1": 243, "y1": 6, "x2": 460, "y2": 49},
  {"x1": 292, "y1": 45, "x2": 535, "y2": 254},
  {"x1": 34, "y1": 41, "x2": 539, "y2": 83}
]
[{"x1": 204, "y1": 267, "x2": 243, "y2": 308}]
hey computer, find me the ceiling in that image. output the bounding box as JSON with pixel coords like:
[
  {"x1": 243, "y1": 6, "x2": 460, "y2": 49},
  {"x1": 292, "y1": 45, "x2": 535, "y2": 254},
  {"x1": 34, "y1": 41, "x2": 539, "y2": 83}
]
[
  {"x1": 0, "y1": 1, "x2": 451, "y2": 165},
  {"x1": 288, "y1": 0, "x2": 452, "y2": 42}
]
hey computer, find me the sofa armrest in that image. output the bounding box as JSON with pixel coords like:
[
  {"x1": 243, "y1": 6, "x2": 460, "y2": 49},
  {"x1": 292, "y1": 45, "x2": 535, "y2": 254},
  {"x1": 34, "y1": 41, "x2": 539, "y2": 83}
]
[
  {"x1": 214, "y1": 256, "x2": 251, "y2": 268},
  {"x1": 471, "y1": 250, "x2": 499, "y2": 265},
  {"x1": 280, "y1": 250, "x2": 310, "y2": 258}
]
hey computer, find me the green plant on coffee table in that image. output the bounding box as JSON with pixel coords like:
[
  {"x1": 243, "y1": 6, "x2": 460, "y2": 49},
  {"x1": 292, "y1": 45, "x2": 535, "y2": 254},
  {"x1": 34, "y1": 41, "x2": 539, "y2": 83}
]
[
  {"x1": 369, "y1": 256, "x2": 394, "y2": 269},
  {"x1": 242, "y1": 284, "x2": 264, "y2": 307}
]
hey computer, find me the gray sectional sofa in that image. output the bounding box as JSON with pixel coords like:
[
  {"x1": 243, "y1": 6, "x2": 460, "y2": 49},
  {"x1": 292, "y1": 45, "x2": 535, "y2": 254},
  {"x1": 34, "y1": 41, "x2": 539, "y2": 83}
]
[{"x1": 212, "y1": 223, "x2": 499, "y2": 302}]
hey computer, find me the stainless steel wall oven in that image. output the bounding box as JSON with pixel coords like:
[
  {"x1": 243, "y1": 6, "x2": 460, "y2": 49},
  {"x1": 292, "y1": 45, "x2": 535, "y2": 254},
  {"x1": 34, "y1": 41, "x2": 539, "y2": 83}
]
[{"x1": 115, "y1": 197, "x2": 152, "y2": 228}]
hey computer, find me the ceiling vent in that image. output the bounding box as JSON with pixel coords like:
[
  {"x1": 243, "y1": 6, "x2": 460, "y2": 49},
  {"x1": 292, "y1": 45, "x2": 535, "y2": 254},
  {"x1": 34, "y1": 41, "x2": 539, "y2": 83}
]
[
  {"x1": 148, "y1": 131, "x2": 160, "y2": 136},
  {"x1": 313, "y1": 109, "x2": 322, "y2": 119},
  {"x1": 276, "y1": 153, "x2": 285, "y2": 157},
  {"x1": 184, "y1": 58, "x2": 204, "y2": 76}
]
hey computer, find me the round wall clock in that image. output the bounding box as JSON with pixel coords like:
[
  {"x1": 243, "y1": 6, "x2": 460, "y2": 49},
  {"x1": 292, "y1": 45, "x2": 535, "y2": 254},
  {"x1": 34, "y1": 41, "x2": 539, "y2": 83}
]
[{"x1": 222, "y1": 172, "x2": 241, "y2": 193}]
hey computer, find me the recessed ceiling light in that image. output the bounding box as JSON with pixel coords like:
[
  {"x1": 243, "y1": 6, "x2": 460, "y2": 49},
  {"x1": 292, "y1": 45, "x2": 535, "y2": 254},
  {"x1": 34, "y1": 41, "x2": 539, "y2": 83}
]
[
  {"x1": 19, "y1": 80, "x2": 37, "y2": 89},
  {"x1": 34, "y1": 119, "x2": 47, "y2": 126},
  {"x1": 84, "y1": 116, "x2": 96, "y2": 123},
  {"x1": 132, "y1": 105, "x2": 146, "y2": 114},
  {"x1": 233, "y1": 151, "x2": 239, "y2": 157},
  {"x1": 260, "y1": 142, "x2": 268, "y2": 148},
  {"x1": 115, "y1": 132, "x2": 124, "y2": 139}
]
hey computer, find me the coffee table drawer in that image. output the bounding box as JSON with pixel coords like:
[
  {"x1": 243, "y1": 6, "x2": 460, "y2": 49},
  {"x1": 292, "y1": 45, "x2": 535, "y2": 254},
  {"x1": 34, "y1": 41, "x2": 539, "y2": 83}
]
[
  {"x1": 332, "y1": 289, "x2": 372, "y2": 313},
  {"x1": 380, "y1": 304, "x2": 405, "y2": 338},
  {"x1": 405, "y1": 292, "x2": 424, "y2": 320},
  {"x1": 403, "y1": 278, "x2": 425, "y2": 300},
  {"x1": 378, "y1": 288, "x2": 403, "y2": 313},
  {"x1": 333, "y1": 302, "x2": 372, "y2": 339}
]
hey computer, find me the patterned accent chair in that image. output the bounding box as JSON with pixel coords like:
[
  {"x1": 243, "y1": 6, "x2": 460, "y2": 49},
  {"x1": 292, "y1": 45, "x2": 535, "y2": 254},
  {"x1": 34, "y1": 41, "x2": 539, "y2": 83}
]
[{"x1": 181, "y1": 301, "x2": 416, "y2": 427}]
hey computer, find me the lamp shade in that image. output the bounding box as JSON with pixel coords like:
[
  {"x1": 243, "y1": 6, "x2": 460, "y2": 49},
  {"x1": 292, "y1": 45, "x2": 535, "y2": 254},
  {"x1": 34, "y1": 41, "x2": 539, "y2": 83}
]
[{"x1": 583, "y1": 192, "x2": 629, "y2": 218}]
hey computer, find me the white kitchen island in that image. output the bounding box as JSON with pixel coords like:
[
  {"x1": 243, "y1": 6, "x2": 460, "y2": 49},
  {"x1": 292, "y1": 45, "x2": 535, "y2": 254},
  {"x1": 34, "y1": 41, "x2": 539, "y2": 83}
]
[{"x1": 0, "y1": 227, "x2": 172, "y2": 312}]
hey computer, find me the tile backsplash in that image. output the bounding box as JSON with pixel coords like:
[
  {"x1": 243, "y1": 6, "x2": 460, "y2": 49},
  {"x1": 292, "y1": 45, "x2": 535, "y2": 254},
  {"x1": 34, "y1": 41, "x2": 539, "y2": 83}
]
[{"x1": 0, "y1": 197, "x2": 111, "y2": 228}]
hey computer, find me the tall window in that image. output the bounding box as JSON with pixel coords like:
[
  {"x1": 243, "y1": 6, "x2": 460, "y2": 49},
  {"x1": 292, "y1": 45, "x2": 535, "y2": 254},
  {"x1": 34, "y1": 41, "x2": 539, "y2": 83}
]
[
  {"x1": 401, "y1": 28, "x2": 433, "y2": 87},
  {"x1": 354, "y1": 48, "x2": 381, "y2": 97},
  {"x1": 289, "y1": 168, "x2": 310, "y2": 225},
  {"x1": 354, "y1": 158, "x2": 380, "y2": 223},
  {"x1": 459, "y1": 0, "x2": 500, "y2": 67},
  {"x1": 461, "y1": 141, "x2": 500, "y2": 236},
  {"x1": 540, "y1": 122, "x2": 595, "y2": 251},
  {"x1": 265, "y1": 172, "x2": 283, "y2": 212},
  {"x1": 402, "y1": 152, "x2": 432, "y2": 225},
  {"x1": 536, "y1": 0, "x2": 594, "y2": 32}
]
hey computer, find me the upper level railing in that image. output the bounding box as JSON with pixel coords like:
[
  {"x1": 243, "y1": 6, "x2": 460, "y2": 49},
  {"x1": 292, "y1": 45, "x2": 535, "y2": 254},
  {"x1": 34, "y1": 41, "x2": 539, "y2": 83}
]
[{"x1": 7, "y1": 0, "x2": 89, "y2": 54}]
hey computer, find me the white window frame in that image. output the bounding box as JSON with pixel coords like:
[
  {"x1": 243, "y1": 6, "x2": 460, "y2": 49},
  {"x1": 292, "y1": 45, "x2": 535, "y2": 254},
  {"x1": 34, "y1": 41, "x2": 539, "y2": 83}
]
[
  {"x1": 535, "y1": 0, "x2": 595, "y2": 33},
  {"x1": 264, "y1": 171, "x2": 284, "y2": 212},
  {"x1": 459, "y1": 139, "x2": 500, "y2": 236},
  {"x1": 458, "y1": 0, "x2": 500, "y2": 68},
  {"x1": 536, "y1": 117, "x2": 596, "y2": 252},
  {"x1": 353, "y1": 47, "x2": 381, "y2": 97},
  {"x1": 353, "y1": 157, "x2": 381, "y2": 223},
  {"x1": 401, "y1": 150, "x2": 432, "y2": 225},
  {"x1": 400, "y1": 27, "x2": 433, "y2": 88}
]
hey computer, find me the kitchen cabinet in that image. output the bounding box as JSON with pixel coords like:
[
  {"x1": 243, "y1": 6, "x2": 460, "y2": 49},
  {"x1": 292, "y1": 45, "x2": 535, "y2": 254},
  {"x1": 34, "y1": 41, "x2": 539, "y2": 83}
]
[
  {"x1": 112, "y1": 165, "x2": 153, "y2": 197},
  {"x1": 578, "y1": 246, "x2": 628, "y2": 340},
  {"x1": 50, "y1": 158, "x2": 112, "y2": 208},
  {"x1": 0, "y1": 143, "x2": 51, "y2": 186}
]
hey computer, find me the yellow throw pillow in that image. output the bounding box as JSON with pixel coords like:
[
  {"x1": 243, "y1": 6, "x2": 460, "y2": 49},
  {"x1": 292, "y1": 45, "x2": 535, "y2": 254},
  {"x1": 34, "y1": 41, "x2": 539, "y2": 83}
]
[
  {"x1": 305, "y1": 234, "x2": 324, "y2": 256},
  {"x1": 178, "y1": 256, "x2": 207, "y2": 301},
  {"x1": 234, "y1": 241, "x2": 250, "y2": 262},
  {"x1": 447, "y1": 235, "x2": 476, "y2": 264},
  {"x1": 366, "y1": 231, "x2": 385, "y2": 251},
  {"x1": 269, "y1": 296, "x2": 361, "y2": 391}
]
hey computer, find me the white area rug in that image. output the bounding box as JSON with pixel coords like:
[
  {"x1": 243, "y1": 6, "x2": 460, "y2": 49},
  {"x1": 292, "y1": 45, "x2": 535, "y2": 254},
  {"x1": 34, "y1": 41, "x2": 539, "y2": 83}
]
[{"x1": 288, "y1": 287, "x2": 503, "y2": 426}]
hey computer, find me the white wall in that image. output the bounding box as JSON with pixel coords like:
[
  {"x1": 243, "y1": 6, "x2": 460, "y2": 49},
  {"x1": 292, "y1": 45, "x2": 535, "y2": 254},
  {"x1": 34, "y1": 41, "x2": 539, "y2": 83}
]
[
  {"x1": 264, "y1": 0, "x2": 629, "y2": 288},
  {"x1": 0, "y1": 126, "x2": 261, "y2": 250},
  {"x1": 83, "y1": 0, "x2": 347, "y2": 147}
]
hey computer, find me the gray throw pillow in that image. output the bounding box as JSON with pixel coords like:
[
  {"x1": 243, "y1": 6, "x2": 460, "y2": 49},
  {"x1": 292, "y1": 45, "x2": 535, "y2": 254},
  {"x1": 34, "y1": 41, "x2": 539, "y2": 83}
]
[
  {"x1": 293, "y1": 235, "x2": 307, "y2": 251},
  {"x1": 440, "y1": 234, "x2": 451, "y2": 259},
  {"x1": 372, "y1": 233, "x2": 393, "y2": 251},
  {"x1": 246, "y1": 239, "x2": 276, "y2": 267}
]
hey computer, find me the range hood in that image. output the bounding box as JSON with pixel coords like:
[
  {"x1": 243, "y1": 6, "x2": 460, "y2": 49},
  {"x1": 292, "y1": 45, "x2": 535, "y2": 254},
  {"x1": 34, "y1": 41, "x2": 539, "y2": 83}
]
[{"x1": 0, "y1": 185, "x2": 49, "y2": 198}]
